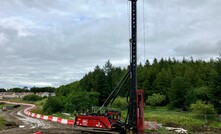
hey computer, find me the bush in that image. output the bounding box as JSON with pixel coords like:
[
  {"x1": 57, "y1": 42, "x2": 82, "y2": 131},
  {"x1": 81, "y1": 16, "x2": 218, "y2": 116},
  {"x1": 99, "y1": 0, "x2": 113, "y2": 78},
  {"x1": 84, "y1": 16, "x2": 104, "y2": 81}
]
[
  {"x1": 64, "y1": 91, "x2": 99, "y2": 113},
  {"x1": 185, "y1": 86, "x2": 212, "y2": 107},
  {"x1": 43, "y1": 96, "x2": 64, "y2": 114},
  {"x1": 112, "y1": 97, "x2": 127, "y2": 109},
  {"x1": 147, "y1": 93, "x2": 166, "y2": 108},
  {"x1": 23, "y1": 94, "x2": 43, "y2": 101},
  {"x1": 190, "y1": 100, "x2": 216, "y2": 114}
]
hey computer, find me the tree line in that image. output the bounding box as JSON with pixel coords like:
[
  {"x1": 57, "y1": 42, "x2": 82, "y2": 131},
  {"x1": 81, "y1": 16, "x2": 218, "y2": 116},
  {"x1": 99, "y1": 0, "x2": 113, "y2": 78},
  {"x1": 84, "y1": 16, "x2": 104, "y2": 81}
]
[
  {"x1": 51, "y1": 57, "x2": 221, "y2": 114},
  {"x1": 0, "y1": 87, "x2": 55, "y2": 93}
]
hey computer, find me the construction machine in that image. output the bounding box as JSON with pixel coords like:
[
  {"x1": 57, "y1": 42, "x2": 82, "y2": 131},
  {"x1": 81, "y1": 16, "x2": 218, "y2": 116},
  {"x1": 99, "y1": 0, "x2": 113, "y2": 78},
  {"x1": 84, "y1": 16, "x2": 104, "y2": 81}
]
[{"x1": 74, "y1": 0, "x2": 144, "y2": 133}]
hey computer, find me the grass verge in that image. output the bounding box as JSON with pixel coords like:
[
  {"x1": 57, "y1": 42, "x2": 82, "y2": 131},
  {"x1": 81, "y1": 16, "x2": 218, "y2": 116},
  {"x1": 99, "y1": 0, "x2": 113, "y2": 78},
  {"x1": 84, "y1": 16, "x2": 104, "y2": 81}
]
[
  {"x1": 144, "y1": 106, "x2": 221, "y2": 132},
  {"x1": 0, "y1": 117, "x2": 7, "y2": 130}
]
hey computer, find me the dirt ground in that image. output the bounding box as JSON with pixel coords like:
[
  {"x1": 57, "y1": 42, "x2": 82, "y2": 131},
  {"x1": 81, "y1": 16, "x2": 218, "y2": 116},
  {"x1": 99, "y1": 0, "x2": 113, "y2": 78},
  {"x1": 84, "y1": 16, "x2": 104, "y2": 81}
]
[
  {"x1": 0, "y1": 108, "x2": 22, "y2": 130},
  {"x1": 0, "y1": 106, "x2": 79, "y2": 134}
]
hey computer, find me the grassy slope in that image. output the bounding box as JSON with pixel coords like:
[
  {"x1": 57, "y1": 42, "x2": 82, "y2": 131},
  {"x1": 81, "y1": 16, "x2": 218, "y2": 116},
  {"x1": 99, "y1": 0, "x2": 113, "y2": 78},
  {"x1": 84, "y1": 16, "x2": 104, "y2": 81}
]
[
  {"x1": 0, "y1": 117, "x2": 7, "y2": 130},
  {"x1": 30, "y1": 98, "x2": 47, "y2": 115},
  {"x1": 121, "y1": 106, "x2": 221, "y2": 132},
  {"x1": 0, "y1": 104, "x2": 15, "y2": 109}
]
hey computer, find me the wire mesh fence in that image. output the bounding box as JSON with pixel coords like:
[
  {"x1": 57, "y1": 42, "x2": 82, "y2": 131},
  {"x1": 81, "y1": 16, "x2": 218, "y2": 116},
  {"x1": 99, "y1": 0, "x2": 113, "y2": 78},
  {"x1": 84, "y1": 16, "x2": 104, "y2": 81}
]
[
  {"x1": 198, "y1": 114, "x2": 221, "y2": 122},
  {"x1": 144, "y1": 109, "x2": 221, "y2": 123}
]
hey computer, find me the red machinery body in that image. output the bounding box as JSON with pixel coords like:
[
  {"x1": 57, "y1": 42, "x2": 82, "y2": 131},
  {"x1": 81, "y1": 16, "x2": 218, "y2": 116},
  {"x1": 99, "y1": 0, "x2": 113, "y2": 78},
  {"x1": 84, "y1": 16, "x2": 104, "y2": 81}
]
[
  {"x1": 75, "y1": 111, "x2": 122, "y2": 129},
  {"x1": 136, "y1": 90, "x2": 144, "y2": 132},
  {"x1": 75, "y1": 115, "x2": 112, "y2": 129},
  {"x1": 106, "y1": 111, "x2": 121, "y2": 124}
]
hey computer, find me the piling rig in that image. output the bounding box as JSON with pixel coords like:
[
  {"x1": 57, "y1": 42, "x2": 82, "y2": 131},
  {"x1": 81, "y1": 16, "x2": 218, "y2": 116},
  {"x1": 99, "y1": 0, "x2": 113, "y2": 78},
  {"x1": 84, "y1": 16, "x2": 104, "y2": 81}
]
[{"x1": 74, "y1": 0, "x2": 144, "y2": 133}]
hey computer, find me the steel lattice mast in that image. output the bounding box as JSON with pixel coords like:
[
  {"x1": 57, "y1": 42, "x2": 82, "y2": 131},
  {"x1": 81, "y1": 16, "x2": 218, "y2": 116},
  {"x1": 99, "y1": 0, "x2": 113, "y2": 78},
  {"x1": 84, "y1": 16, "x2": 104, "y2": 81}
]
[{"x1": 128, "y1": 0, "x2": 138, "y2": 131}]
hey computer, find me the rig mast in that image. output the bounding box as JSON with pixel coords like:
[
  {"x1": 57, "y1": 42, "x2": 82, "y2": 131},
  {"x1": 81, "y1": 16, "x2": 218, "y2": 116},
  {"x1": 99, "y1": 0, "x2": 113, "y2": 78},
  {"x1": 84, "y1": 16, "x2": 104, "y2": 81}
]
[{"x1": 128, "y1": 0, "x2": 138, "y2": 132}]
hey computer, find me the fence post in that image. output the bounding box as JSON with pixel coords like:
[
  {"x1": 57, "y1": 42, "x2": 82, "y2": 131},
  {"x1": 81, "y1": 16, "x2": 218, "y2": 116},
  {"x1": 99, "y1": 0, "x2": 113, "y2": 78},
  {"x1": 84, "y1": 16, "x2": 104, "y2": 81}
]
[{"x1": 204, "y1": 115, "x2": 207, "y2": 122}]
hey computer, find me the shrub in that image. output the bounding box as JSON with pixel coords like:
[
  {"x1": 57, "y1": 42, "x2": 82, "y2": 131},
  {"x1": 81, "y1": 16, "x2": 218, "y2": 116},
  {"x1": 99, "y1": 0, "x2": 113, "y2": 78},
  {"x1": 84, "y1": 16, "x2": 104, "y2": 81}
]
[
  {"x1": 23, "y1": 94, "x2": 43, "y2": 101},
  {"x1": 185, "y1": 86, "x2": 212, "y2": 107},
  {"x1": 112, "y1": 97, "x2": 127, "y2": 109},
  {"x1": 190, "y1": 100, "x2": 216, "y2": 114},
  {"x1": 147, "y1": 93, "x2": 166, "y2": 108},
  {"x1": 43, "y1": 96, "x2": 64, "y2": 114},
  {"x1": 64, "y1": 91, "x2": 99, "y2": 113}
]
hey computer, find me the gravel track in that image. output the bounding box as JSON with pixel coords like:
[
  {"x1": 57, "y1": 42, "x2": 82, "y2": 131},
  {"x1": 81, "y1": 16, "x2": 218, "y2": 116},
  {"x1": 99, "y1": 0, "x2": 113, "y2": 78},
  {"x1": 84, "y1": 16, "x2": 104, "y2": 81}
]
[{"x1": 0, "y1": 105, "x2": 74, "y2": 134}]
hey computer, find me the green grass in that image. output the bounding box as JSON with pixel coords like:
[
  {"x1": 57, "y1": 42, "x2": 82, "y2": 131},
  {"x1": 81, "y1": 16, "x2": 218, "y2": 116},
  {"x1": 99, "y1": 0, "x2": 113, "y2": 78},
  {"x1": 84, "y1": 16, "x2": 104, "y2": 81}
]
[
  {"x1": 209, "y1": 122, "x2": 221, "y2": 128},
  {"x1": 121, "y1": 106, "x2": 221, "y2": 132},
  {"x1": 29, "y1": 98, "x2": 48, "y2": 115},
  {"x1": 2, "y1": 98, "x2": 28, "y2": 103},
  {"x1": 144, "y1": 106, "x2": 221, "y2": 132},
  {"x1": 3, "y1": 98, "x2": 48, "y2": 105},
  {"x1": 30, "y1": 106, "x2": 46, "y2": 115},
  {"x1": 34, "y1": 98, "x2": 47, "y2": 106},
  {"x1": 146, "y1": 111, "x2": 206, "y2": 128},
  {"x1": 0, "y1": 104, "x2": 15, "y2": 109},
  {"x1": 0, "y1": 117, "x2": 8, "y2": 130},
  {"x1": 52, "y1": 113, "x2": 75, "y2": 120}
]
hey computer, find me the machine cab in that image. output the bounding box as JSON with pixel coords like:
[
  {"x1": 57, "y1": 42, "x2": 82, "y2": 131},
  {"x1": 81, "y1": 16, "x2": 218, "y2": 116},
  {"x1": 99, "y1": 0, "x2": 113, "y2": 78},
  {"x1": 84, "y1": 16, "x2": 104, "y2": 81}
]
[{"x1": 106, "y1": 111, "x2": 121, "y2": 124}]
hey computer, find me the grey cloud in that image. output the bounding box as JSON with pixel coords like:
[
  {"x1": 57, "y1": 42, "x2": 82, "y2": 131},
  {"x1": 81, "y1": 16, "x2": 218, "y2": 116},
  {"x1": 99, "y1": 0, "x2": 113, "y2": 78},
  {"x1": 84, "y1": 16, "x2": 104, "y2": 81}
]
[
  {"x1": 0, "y1": 0, "x2": 221, "y2": 88},
  {"x1": 142, "y1": 0, "x2": 221, "y2": 58},
  {"x1": 174, "y1": 41, "x2": 221, "y2": 56}
]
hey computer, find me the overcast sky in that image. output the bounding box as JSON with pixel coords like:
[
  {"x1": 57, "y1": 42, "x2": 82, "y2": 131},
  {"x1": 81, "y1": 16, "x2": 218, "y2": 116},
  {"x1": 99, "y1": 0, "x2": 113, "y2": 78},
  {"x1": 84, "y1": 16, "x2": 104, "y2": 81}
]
[{"x1": 0, "y1": 0, "x2": 221, "y2": 88}]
